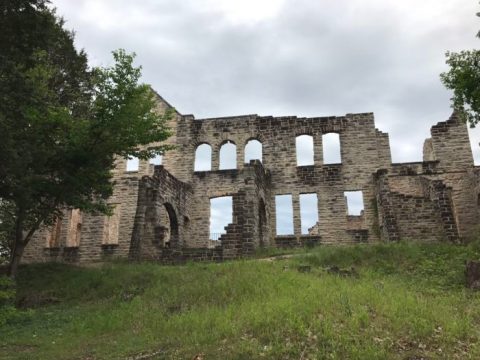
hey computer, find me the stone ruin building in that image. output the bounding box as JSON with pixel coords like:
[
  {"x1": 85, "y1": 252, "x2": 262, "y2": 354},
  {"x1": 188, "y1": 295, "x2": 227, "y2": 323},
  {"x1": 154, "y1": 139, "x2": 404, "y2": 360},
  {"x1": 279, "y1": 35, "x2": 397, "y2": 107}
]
[{"x1": 23, "y1": 92, "x2": 480, "y2": 264}]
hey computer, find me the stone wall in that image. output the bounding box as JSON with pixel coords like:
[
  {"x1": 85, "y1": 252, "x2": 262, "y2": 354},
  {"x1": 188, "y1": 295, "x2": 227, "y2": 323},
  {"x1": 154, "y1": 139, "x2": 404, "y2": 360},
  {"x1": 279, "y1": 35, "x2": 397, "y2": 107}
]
[
  {"x1": 129, "y1": 166, "x2": 193, "y2": 260},
  {"x1": 429, "y1": 113, "x2": 474, "y2": 172},
  {"x1": 174, "y1": 112, "x2": 387, "y2": 245},
  {"x1": 23, "y1": 92, "x2": 480, "y2": 264}
]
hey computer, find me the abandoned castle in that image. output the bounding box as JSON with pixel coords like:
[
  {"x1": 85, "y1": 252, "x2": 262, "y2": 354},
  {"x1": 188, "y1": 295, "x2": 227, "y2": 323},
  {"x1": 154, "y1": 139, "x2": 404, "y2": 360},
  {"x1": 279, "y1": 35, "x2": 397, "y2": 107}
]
[{"x1": 23, "y1": 92, "x2": 480, "y2": 264}]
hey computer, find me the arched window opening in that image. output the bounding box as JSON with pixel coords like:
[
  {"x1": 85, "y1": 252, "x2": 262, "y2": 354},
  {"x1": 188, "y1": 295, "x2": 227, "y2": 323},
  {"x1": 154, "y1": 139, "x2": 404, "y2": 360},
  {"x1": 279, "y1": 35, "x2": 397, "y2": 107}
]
[
  {"x1": 194, "y1": 144, "x2": 212, "y2": 171},
  {"x1": 296, "y1": 135, "x2": 314, "y2": 166},
  {"x1": 275, "y1": 194, "x2": 294, "y2": 235},
  {"x1": 245, "y1": 139, "x2": 262, "y2": 163},
  {"x1": 300, "y1": 193, "x2": 319, "y2": 235},
  {"x1": 209, "y1": 196, "x2": 233, "y2": 241},
  {"x1": 126, "y1": 156, "x2": 139, "y2": 171},
  {"x1": 344, "y1": 191, "x2": 364, "y2": 216},
  {"x1": 219, "y1": 141, "x2": 237, "y2": 170},
  {"x1": 323, "y1": 133, "x2": 341, "y2": 164}
]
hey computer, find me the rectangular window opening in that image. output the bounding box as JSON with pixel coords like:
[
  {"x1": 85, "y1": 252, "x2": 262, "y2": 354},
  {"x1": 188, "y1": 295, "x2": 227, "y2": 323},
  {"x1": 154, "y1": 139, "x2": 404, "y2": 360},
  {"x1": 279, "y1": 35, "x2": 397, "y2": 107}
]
[
  {"x1": 296, "y1": 135, "x2": 314, "y2": 166},
  {"x1": 323, "y1": 133, "x2": 341, "y2": 164},
  {"x1": 126, "y1": 156, "x2": 140, "y2": 172},
  {"x1": 300, "y1": 193, "x2": 319, "y2": 235},
  {"x1": 344, "y1": 191, "x2": 364, "y2": 216},
  {"x1": 209, "y1": 196, "x2": 233, "y2": 240},
  {"x1": 45, "y1": 217, "x2": 62, "y2": 248},
  {"x1": 103, "y1": 204, "x2": 121, "y2": 245},
  {"x1": 149, "y1": 154, "x2": 162, "y2": 166},
  {"x1": 275, "y1": 194, "x2": 294, "y2": 235},
  {"x1": 66, "y1": 209, "x2": 82, "y2": 247}
]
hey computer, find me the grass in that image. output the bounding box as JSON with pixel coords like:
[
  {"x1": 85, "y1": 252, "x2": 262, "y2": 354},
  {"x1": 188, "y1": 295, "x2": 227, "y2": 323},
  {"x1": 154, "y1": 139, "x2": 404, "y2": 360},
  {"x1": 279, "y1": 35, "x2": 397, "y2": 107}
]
[{"x1": 1, "y1": 241, "x2": 480, "y2": 359}]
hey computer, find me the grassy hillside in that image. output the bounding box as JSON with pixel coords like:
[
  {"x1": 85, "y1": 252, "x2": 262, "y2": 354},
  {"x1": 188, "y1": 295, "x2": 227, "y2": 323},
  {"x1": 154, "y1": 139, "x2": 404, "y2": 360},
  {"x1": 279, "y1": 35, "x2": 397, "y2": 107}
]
[{"x1": 2, "y1": 242, "x2": 480, "y2": 359}]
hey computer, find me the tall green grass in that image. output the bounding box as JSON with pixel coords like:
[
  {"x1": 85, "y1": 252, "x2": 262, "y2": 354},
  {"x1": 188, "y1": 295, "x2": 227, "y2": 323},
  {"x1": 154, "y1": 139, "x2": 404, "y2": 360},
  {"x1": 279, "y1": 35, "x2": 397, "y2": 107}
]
[{"x1": 1, "y1": 242, "x2": 480, "y2": 359}]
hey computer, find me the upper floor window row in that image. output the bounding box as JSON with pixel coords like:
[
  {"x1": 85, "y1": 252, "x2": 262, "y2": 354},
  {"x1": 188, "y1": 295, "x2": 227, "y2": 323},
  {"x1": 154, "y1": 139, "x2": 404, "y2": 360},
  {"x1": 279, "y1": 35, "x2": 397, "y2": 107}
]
[
  {"x1": 128, "y1": 133, "x2": 342, "y2": 173},
  {"x1": 125, "y1": 154, "x2": 163, "y2": 172},
  {"x1": 194, "y1": 139, "x2": 263, "y2": 172}
]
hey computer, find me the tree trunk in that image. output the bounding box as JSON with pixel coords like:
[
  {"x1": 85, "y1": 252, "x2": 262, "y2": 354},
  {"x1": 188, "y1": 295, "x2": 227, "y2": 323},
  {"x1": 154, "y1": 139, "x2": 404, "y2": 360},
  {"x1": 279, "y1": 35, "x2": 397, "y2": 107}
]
[
  {"x1": 8, "y1": 211, "x2": 26, "y2": 279},
  {"x1": 8, "y1": 241, "x2": 25, "y2": 279}
]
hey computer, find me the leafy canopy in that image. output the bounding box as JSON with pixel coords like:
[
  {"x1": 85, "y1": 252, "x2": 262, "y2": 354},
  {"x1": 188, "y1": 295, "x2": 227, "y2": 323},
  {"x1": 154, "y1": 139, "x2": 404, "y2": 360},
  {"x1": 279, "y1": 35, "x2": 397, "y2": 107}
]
[
  {"x1": 0, "y1": 0, "x2": 172, "y2": 273},
  {"x1": 441, "y1": 50, "x2": 480, "y2": 126},
  {"x1": 440, "y1": 7, "x2": 480, "y2": 127}
]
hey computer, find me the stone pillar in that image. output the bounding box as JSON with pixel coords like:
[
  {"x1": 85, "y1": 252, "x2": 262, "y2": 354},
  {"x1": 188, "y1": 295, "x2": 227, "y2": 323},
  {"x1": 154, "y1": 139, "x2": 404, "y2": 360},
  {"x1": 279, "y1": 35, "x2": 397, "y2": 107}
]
[
  {"x1": 237, "y1": 144, "x2": 244, "y2": 170},
  {"x1": 314, "y1": 133, "x2": 323, "y2": 166},
  {"x1": 292, "y1": 192, "x2": 301, "y2": 236},
  {"x1": 212, "y1": 147, "x2": 220, "y2": 171}
]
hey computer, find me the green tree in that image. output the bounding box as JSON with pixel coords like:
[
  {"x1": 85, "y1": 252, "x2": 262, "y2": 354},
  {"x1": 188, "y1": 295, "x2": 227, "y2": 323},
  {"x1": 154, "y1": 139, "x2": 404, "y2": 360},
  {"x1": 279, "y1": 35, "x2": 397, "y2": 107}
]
[
  {"x1": 440, "y1": 9, "x2": 480, "y2": 126},
  {"x1": 441, "y1": 50, "x2": 480, "y2": 126},
  {"x1": 0, "y1": 0, "x2": 172, "y2": 277}
]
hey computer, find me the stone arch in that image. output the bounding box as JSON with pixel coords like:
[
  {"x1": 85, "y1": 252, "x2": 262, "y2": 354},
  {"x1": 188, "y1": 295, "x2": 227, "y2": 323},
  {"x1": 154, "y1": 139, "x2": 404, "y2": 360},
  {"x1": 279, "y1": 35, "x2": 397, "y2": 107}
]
[
  {"x1": 194, "y1": 143, "x2": 212, "y2": 171},
  {"x1": 245, "y1": 132, "x2": 266, "y2": 143},
  {"x1": 217, "y1": 139, "x2": 237, "y2": 148},
  {"x1": 295, "y1": 131, "x2": 314, "y2": 137}
]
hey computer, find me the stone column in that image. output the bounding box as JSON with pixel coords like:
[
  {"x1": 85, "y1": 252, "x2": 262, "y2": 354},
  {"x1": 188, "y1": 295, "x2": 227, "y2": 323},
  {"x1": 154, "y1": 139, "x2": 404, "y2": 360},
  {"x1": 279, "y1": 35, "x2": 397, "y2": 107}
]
[
  {"x1": 314, "y1": 133, "x2": 323, "y2": 166},
  {"x1": 292, "y1": 192, "x2": 301, "y2": 236},
  {"x1": 237, "y1": 144, "x2": 244, "y2": 170},
  {"x1": 212, "y1": 147, "x2": 219, "y2": 171}
]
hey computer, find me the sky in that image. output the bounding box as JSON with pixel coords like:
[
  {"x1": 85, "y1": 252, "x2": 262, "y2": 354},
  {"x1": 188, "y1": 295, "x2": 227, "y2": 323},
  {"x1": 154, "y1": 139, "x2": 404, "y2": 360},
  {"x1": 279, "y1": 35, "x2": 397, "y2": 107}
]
[{"x1": 51, "y1": 0, "x2": 480, "y2": 234}]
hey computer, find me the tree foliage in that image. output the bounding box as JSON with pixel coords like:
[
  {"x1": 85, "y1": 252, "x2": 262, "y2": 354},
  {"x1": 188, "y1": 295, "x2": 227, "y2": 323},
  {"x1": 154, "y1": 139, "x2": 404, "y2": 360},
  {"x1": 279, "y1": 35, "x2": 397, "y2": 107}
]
[
  {"x1": 440, "y1": 7, "x2": 480, "y2": 127},
  {"x1": 441, "y1": 50, "x2": 480, "y2": 126},
  {"x1": 0, "y1": 0, "x2": 172, "y2": 276}
]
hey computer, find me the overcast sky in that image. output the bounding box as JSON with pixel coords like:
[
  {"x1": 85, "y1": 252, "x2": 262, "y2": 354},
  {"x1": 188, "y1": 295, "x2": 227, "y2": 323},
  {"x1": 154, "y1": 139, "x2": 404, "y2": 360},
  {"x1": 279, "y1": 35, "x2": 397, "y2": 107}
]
[
  {"x1": 53, "y1": 0, "x2": 480, "y2": 163},
  {"x1": 51, "y1": 0, "x2": 480, "y2": 233}
]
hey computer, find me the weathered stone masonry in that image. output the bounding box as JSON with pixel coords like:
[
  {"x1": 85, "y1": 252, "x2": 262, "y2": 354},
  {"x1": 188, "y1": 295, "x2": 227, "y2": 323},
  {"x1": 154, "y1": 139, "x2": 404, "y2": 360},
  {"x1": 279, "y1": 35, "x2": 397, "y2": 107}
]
[{"x1": 23, "y1": 92, "x2": 480, "y2": 263}]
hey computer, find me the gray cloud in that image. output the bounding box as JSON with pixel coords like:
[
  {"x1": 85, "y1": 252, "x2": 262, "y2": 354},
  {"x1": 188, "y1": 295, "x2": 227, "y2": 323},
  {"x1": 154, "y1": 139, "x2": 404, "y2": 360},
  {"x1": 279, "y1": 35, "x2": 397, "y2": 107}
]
[
  {"x1": 52, "y1": 0, "x2": 480, "y2": 232},
  {"x1": 53, "y1": 0, "x2": 479, "y2": 161}
]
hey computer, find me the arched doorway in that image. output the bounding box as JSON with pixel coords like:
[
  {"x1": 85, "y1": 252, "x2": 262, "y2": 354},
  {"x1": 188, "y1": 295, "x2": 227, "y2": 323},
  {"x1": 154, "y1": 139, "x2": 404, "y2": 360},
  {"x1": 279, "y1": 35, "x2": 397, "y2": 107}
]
[{"x1": 156, "y1": 203, "x2": 179, "y2": 247}]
